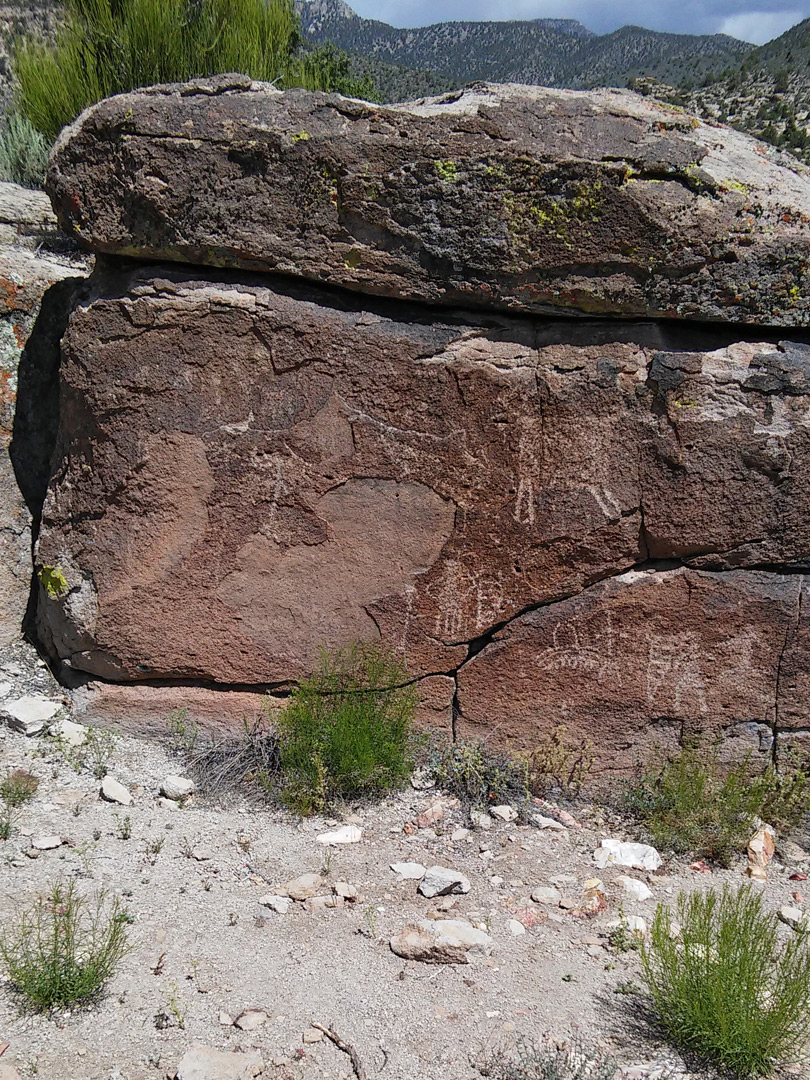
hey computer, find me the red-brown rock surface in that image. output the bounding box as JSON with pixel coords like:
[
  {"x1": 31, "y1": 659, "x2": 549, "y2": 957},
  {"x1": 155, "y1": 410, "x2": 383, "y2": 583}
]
[{"x1": 48, "y1": 79, "x2": 810, "y2": 325}]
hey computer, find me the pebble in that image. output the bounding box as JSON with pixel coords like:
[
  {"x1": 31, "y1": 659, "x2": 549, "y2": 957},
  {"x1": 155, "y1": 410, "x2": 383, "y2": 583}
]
[
  {"x1": 0, "y1": 680, "x2": 11, "y2": 698},
  {"x1": 174, "y1": 1045, "x2": 264, "y2": 1080},
  {"x1": 531, "y1": 886, "x2": 562, "y2": 905},
  {"x1": 233, "y1": 1008, "x2": 267, "y2": 1031},
  {"x1": 278, "y1": 873, "x2": 324, "y2": 901},
  {"x1": 100, "y1": 776, "x2": 132, "y2": 806},
  {"x1": 31, "y1": 834, "x2": 62, "y2": 850},
  {"x1": 333, "y1": 881, "x2": 358, "y2": 900},
  {"x1": 779, "y1": 904, "x2": 807, "y2": 930},
  {"x1": 390, "y1": 861, "x2": 427, "y2": 880},
  {"x1": 418, "y1": 866, "x2": 472, "y2": 898},
  {"x1": 160, "y1": 775, "x2": 195, "y2": 800},
  {"x1": 508, "y1": 919, "x2": 526, "y2": 936},
  {"x1": 390, "y1": 919, "x2": 493, "y2": 963},
  {"x1": 258, "y1": 894, "x2": 291, "y2": 914},
  {"x1": 470, "y1": 810, "x2": 492, "y2": 831},
  {"x1": 490, "y1": 805, "x2": 518, "y2": 822},
  {"x1": 415, "y1": 803, "x2": 444, "y2": 828},
  {"x1": 1, "y1": 695, "x2": 61, "y2": 736},
  {"x1": 50, "y1": 717, "x2": 88, "y2": 747},
  {"x1": 156, "y1": 797, "x2": 181, "y2": 811},
  {"x1": 617, "y1": 876, "x2": 652, "y2": 902},
  {"x1": 532, "y1": 814, "x2": 566, "y2": 831},
  {"x1": 451, "y1": 828, "x2": 470, "y2": 841},
  {"x1": 316, "y1": 824, "x2": 362, "y2": 845},
  {"x1": 302, "y1": 1027, "x2": 323, "y2": 1043}
]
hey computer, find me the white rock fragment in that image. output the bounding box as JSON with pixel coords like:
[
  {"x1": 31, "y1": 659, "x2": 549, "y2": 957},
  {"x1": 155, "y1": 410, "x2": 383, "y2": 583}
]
[
  {"x1": 617, "y1": 876, "x2": 653, "y2": 902},
  {"x1": 531, "y1": 886, "x2": 562, "y2": 905},
  {"x1": 302, "y1": 1027, "x2": 323, "y2": 1043},
  {"x1": 316, "y1": 824, "x2": 362, "y2": 845},
  {"x1": 156, "y1": 796, "x2": 181, "y2": 811},
  {"x1": 451, "y1": 827, "x2": 470, "y2": 841},
  {"x1": 50, "y1": 717, "x2": 87, "y2": 747},
  {"x1": 470, "y1": 810, "x2": 492, "y2": 831},
  {"x1": 390, "y1": 861, "x2": 427, "y2": 880},
  {"x1": 258, "y1": 894, "x2": 291, "y2": 914},
  {"x1": 532, "y1": 814, "x2": 567, "y2": 831},
  {"x1": 174, "y1": 1043, "x2": 264, "y2": 1080},
  {"x1": 594, "y1": 839, "x2": 662, "y2": 871},
  {"x1": 418, "y1": 865, "x2": 471, "y2": 898},
  {"x1": 233, "y1": 1009, "x2": 267, "y2": 1031},
  {"x1": 333, "y1": 881, "x2": 358, "y2": 900},
  {"x1": 2, "y1": 695, "x2": 61, "y2": 736},
  {"x1": 278, "y1": 873, "x2": 324, "y2": 901},
  {"x1": 100, "y1": 776, "x2": 132, "y2": 806},
  {"x1": 0, "y1": 681, "x2": 12, "y2": 699},
  {"x1": 31, "y1": 834, "x2": 62, "y2": 850},
  {"x1": 779, "y1": 905, "x2": 808, "y2": 930},
  {"x1": 490, "y1": 805, "x2": 518, "y2": 822},
  {"x1": 508, "y1": 919, "x2": 526, "y2": 936},
  {"x1": 160, "y1": 775, "x2": 195, "y2": 800},
  {"x1": 390, "y1": 918, "x2": 493, "y2": 963}
]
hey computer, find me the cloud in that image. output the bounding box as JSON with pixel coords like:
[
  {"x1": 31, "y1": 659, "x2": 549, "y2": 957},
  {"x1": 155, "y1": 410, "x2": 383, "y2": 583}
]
[
  {"x1": 348, "y1": 0, "x2": 810, "y2": 41},
  {"x1": 718, "y1": 9, "x2": 806, "y2": 41}
]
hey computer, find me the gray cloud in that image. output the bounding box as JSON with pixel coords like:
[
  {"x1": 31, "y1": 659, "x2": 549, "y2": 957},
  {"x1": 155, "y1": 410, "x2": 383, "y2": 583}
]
[{"x1": 348, "y1": 0, "x2": 809, "y2": 43}]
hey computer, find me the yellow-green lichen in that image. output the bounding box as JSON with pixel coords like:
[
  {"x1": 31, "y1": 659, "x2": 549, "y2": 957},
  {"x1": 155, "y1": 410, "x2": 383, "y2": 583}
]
[
  {"x1": 435, "y1": 160, "x2": 459, "y2": 183},
  {"x1": 292, "y1": 130, "x2": 310, "y2": 143},
  {"x1": 39, "y1": 565, "x2": 68, "y2": 599}
]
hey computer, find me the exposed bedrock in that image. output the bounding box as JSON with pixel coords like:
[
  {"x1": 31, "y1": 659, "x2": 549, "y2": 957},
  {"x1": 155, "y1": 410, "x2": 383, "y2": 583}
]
[
  {"x1": 32, "y1": 259, "x2": 810, "y2": 765},
  {"x1": 48, "y1": 79, "x2": 810, "y2": 325}
]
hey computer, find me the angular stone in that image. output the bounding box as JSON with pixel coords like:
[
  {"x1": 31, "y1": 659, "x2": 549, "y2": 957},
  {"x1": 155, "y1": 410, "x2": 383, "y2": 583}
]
[
  {"x1": 258, "y1": 894, "x2": 291, "y2": 914},
  {"x1": 31, "y1": 834, "x2": 62, "y2": 850},
  {"x1": 532, "y1": 814, "x2": 566, "y2": 831},
  {"x1": 390, "y1": 861, "x2": 427, "y2": 880},
  {"x1": 49, "y1": 82, "x2": 810, "y2": 326},
  {"x1": 233, "y1": 1009, "x2": 267, "y2": 1031},
  {"x1": 100, "y1": 776, "x2": 132, "y2": 805},
  {"x1": 616, "y1": 876, "x2": 653, "y2": 902},
  {"x1": 51, "y1": 716, "x2": 87, "y2": 746},
  {"x1": 418, "y1": 866, "x2": 471, "y2": 898},
  {"x1": 316, "y1": 824, "x2": 362, "y2": 845},
  {"x1": 595, "y1": 840, "x2": 662, "y2": 871},
  {"x1": 173, "y1": 1043, "x2": 264, "y2": 1080},
  {"x1": 390, "y1": 918, "x2": 493, "y2": 963},
  {"x1": 1, "y1": 694, "x2": 61, "y2": 735},
  {"x1": 490, "y1": 805, "x2": 518, "y2": 822},
  {"x1": 531, "y1": 886, "x2": 562, "y2": 905}
]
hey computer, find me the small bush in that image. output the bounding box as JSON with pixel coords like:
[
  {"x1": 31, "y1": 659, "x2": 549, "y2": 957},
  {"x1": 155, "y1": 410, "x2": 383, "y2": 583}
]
[
  {"x1": 479, "y1": 1036, "x2": 617, "y2": 1080},
  {"x1": 624, "y1": 742, "x2": 808, "y2": 866},
  {"x1": 277, "y1": 641, "x2": 416, "y2": 814},
  {"x1": 0, "y1": 112, "x2": 50, "y2": 188},
  {"x1": 0, "y1": 768, "x2": 39, "y2": 840},
  {"x1": 0, "y1": 881, "x2": 131, "y2": 1010},
  {"x1": 529, "y1": 725, "x2": 594, "y2": 798},
  {"x1": 184, "y1": 714, "x2": 281, "y2": 800},
  {"x1": 58, "y1": 726, "x2": 118, "y2": 779},
  {"x1": 641, "y1": 884, "x2": 810, "y2": 1077},
  {"x1": 434, "y1": 739, "x2": 533, "y2": 813}
]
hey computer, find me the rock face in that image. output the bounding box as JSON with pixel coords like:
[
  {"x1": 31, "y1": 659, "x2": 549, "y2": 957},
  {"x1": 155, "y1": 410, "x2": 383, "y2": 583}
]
[
  {"x1": 21, "y1": 80, "x2": 810, "y2": 773},
  {"x1": 49, "y1": 80, "x2": 810, "y2": 326},
  {"x1": 0, "y1": 182, "x2": 89, "y2": 645}
]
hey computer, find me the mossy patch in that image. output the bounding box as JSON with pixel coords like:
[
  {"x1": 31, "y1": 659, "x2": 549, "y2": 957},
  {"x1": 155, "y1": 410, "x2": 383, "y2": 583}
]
[{"x1": 39, "y1": 565, "x2": 68, "y2": 599}]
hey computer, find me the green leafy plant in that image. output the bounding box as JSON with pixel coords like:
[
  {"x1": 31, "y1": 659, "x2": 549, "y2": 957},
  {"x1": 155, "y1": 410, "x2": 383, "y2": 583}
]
[
  {"x1": 624, "y1": 742, "x2": 809, "y2": 866},
  {"x1": 0, "y1": 769, "x2": 39, "y2": 840},
  {"x1": 58, "y1": 726, "x2": 118, "y2": 779},
  {"x1": 166, "y1": 707, "x2": 199, "y2": 755},
  {"x1": 0, "y1": 112, "x2": 50, "y2": 188},
  {"x1": 433, "y1": 739, "x2": 533, "y2": 813},
  {"x1": 479, "y1": 1036, "x2": 618, "y2": 1080},
  {"x1": 529, "y1": 724, "x2": 594, "y2": 798},
  {"x1": 12, "y1": 0, "x2": 376, "y2": 142},
  {"x1": 277, "y1": 641, "x2": 417, "y2": 815},
  {"x1": 0, "y1": 881, "x2": 131, "y2": 1010},
  {"x1": 641, "y1": 884, "x2": 810, "y2": 1077}
]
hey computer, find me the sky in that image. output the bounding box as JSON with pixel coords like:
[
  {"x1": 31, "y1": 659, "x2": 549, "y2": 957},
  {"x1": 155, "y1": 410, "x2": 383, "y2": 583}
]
[{"x1": 344, "y1": 1, "x2": 810, "y2": 44}]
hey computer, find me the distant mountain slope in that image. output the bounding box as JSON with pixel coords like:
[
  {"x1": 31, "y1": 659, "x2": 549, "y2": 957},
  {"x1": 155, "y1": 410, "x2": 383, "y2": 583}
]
[{"x1": 295, "y1": 0, "x2": 749, "y2": 96}]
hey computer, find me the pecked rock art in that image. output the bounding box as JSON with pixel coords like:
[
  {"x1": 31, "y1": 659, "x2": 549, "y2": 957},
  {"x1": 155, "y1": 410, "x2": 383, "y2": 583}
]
[{"x1": 20, "y1": 80, "x2": 810, "y2": 769}]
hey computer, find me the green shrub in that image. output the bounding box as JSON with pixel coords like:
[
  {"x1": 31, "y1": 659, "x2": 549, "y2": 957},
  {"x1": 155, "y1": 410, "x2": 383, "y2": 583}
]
[
  {"x1": 12, "y1": 0, "x2": 376, "y2": 142},
  {"x1": 479, "y1": 1037, "x2": 617, "y2": 1080},
  {"x1": 529, "y1": 724, "x2": 594, "y2": 798},
  {"x1": 0, "y1": 881, "x2": 131, "y2": 1010},
  {"x1": 641, "y1": 884, "x2": 810, "y2": 1077},
  {"x1": 57, "y1": 725, "x2": 118, "y2": 779},
  {"x1": 277, "y1": 641, "x2": 416, "y2": 814},
  {"x1": 0, "y1": 112, "x2": 50, "y2": 188},
  {"x1": 624, "y1": 742, "x2": 808, "y2": 866},
  {"x1": 0, "y1": 768, "x2": 39, "y2": 840},
  {"x1": 434, "y1": 739, "x2": 533, "y2": 813}
]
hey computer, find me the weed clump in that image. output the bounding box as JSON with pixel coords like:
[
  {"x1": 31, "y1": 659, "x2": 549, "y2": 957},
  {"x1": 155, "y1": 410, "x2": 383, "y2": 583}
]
[
  {"x1": 277, "y1": 641, "x2": 417, "y2": 815},
  {"x1": 624, "y1": 742, "x2": 808, "y2": 866},
  {"x1": 0, "y1": 768, "x2": 39, "y2": 839},
  {"x1": 479, "y1": 1037, "x2": 617, "y2": 1080},
  {"x1": 434, "y1": 739, "x2": 533, "y2": 814},
  {"x1": 0, "y1": 881, "x2": 131, "y2": 1010},
  {"x1": 641, "y1": 884, "x2": 810, "y2": 1077}
]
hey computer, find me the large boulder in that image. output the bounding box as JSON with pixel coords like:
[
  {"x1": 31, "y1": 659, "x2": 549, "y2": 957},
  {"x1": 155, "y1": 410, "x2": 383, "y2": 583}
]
[
  {"x1": 48, "y1": 79, "x2": 810, "y2": 325},
  {"x1": 32, "y1": 261, "x2": 810, "y2": 764}
]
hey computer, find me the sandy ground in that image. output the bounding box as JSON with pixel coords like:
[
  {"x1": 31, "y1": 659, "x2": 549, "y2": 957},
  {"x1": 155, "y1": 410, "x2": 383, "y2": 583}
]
[{"x1": 0, "y1": 644, "x2": 807, "y2": 1080}]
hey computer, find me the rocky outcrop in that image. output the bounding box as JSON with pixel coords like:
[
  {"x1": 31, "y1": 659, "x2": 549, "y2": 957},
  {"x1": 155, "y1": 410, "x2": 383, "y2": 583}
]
[
  {"x1": 0, "y1": 181, "x2": 89, "y2": 645},
  {"x1": 48, "y1": 80, "x2": 810, "y2": 325},
  {"x1": 22, "y1": 81, "x2": 810, "y2": 772}
]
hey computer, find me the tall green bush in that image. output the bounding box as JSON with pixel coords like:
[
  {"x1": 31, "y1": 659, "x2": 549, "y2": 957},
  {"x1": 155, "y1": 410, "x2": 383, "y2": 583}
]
[
  {"x1": 0, "y1": 112, "x2": 49, "y2": 187},
  {"x1": 641, "y1": 885, "x2": 810, "y2": 1077},
  {"x1": 13, "y1": 0, "x2": 375, "y2": 142},
  {"x1": 277, "y1": 641, "x2": 417, "y2": 814}
]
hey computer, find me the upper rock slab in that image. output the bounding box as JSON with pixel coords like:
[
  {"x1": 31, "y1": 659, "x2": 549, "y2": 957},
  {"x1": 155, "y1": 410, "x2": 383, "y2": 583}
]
[{"x1": 48, "y1": 78, "x2": 810, "y2": 324}]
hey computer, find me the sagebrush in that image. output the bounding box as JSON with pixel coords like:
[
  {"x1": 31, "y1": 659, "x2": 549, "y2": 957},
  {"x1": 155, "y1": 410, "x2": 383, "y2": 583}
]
[
  {"x1": 624, "y1": 741, "x2": 809, "y2": 865},
  {"x1": 0, "y1": 768, "x2": 39, "y2": 840},
  {"x1": 277, "y1": 641, "x2": 417, "y2": 814},
  {"x1": 0, "y1": 112, "x2": 50, "y2": 188},
  {"x1": 641, "y1": 884, "x2": 810, "y2": 1077},
  {"x1": 480, "y1": 1037, "x2": 617, "y2": 1080},
  {"x1": 13, "y1": 0, "x2": 375, "y2": 141},
  {"x1": 0, "y1": 881, "x2": 131, "y2": 1010}
]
